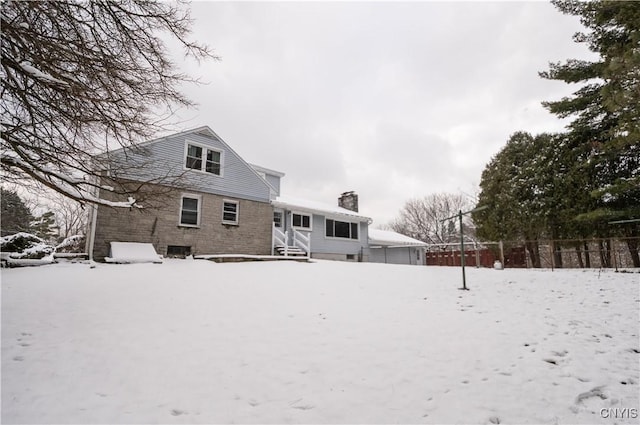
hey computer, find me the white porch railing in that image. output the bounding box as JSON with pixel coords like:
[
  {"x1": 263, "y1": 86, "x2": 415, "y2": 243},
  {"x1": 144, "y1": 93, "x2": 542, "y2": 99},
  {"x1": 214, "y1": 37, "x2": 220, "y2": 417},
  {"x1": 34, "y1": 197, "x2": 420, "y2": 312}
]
[
  {"x1": 272, "y1": 224, "x2": 310, "y2": 258},
  {"x1": 272, "y1": 224, "x2": 288, "y2": 256},
  {"x1": 292, "y1": 228, "x2": 311, "y2": 258}
]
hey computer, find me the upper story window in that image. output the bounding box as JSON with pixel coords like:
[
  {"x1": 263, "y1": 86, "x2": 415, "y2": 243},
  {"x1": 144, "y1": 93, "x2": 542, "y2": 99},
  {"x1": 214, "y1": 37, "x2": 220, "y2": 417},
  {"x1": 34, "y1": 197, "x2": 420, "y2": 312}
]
[
  {"x1": 179, "y1": 194, "x2": 201, "y2": 227},
  {"x1": 325, "y1": 219, "x2": 358, "y2": 240},
  {"x1": 185, "y1": 142, "x2": 221, "y2": 175},
  {"x1": 292, "y1": 212, "x2": 311, "y2": 230}
]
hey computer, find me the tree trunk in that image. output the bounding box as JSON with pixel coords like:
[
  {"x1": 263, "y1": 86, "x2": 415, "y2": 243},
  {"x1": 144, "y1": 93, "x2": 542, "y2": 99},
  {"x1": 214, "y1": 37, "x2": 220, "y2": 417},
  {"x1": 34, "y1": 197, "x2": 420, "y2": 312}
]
[
  {"x1": 552, "y1": 241, "x2": 563, "y2": 268},
  {"x1": 575, "y1": 245, "x2": 584, "y2": 268},
  {"x1": 599, "y1": 239, "x2": 612, "y2": 268},
  {"x1": 583, "y1": 241, "x2": 591, "y2": 268},
  {"x1": 626, "y1": 238, "x2": 640, "y2": 268},
  {"x1": 525, "y1": 240, "x2": 541, "y2": 268}
]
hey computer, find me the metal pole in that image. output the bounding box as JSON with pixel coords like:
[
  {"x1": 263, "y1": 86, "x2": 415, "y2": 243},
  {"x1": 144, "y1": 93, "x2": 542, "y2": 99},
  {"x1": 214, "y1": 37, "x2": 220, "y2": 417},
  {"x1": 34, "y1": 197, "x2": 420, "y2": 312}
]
[
  {"x1": 441, "y1": 205, "x2": 488, "y2": 291},
  {"x1": 459, "y1": 210, "x2": 467, "y2": 290}
]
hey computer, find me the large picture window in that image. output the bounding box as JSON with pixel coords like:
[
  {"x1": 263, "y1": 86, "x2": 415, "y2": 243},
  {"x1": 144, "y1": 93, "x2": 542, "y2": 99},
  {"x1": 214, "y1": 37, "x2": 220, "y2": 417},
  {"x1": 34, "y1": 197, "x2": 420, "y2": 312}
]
[
  {"x1": 325, "y1": 219, "x2": 358, "y2": 240},
  {"x1": 180, "y1": 195, "x2": 201, "y2": 226},
  {"x1": 185, "y1": 142, "x2": 221, "y2": 175},
  {"x1": 292, "y1": 213, "x2": 311, "y2": 230}
]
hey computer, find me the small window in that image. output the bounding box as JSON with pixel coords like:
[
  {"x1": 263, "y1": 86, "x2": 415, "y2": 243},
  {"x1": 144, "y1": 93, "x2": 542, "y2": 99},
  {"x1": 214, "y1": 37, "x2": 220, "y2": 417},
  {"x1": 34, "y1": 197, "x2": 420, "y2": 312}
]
[
  {"x1": 222, "y1": 200, "x2": 239, "y2": 224},
  {"x1": 273, "y1": 211, "x2": 283, "y2": 228},
  {"x1": 185, "y1": 142, "x2": 221, "y2": 176},
  {"x1": 325, "y1": 219, "x2": 358, "y2": 240},
  {"x1": 180, "y1": 195, "x2": 200, "y2": 226},
  {"x1": 167, "y1": 245, "x2": 191, "y2": 258},
  {"x1": 292, "y1": 213, "x2": 311, "y2": 230}
]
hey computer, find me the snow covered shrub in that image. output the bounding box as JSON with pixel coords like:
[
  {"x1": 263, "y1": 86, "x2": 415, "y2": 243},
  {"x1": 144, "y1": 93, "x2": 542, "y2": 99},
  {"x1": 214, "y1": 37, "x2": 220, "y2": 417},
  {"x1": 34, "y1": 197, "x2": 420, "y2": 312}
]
[
  {"x1": 0, "y1": 232, "x2": 55, "y2": 259},
  {"x1": 55, "y1": 235, "x2": 85, "y2": 253}
]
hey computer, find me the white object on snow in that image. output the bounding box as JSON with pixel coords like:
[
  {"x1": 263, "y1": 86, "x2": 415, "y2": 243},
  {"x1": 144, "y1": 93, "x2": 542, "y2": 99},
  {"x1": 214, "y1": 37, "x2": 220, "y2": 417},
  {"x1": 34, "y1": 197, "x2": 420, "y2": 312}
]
[
  {"x1": 105, "y1": 242, "x2": 162, "y2": 264},
  {"x1": 494, "y1": 260, "x2": 504, "y2": 270}
]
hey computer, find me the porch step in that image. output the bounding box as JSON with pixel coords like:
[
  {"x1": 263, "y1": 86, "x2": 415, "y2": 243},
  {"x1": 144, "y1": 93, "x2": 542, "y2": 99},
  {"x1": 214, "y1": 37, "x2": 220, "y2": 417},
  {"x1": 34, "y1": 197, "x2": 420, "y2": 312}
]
[{"x1": 275, "y1": 245, "x2": 308, "y2": 257}]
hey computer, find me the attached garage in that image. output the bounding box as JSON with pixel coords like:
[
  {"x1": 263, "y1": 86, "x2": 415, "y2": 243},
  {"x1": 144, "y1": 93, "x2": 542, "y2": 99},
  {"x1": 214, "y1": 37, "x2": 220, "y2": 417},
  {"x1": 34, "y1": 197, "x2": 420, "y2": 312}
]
[{"x1": 368, "y1": 229, "x2": 427, "y2": 265}]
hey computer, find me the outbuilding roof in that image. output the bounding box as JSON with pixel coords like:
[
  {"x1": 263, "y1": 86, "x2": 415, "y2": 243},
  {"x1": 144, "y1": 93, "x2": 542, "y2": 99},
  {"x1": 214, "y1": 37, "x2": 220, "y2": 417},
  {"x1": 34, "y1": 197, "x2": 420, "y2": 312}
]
[{"x1": 368, "y1": 228, "x2": 427, "y2": 248}]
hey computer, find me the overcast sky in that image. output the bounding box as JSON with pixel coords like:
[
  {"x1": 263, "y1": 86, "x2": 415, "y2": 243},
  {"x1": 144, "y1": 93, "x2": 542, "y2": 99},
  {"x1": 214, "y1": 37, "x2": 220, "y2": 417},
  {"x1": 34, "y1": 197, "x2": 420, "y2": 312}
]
[{"x1": 171, "y1": 1, "x2": 596, "y2": 226}]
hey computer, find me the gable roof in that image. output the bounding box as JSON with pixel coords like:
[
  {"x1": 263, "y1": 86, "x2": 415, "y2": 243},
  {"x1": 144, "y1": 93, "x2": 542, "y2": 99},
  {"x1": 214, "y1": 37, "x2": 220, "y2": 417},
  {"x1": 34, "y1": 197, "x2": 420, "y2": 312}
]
[
  {"x1": 273, "y1": 195, "x2": 372, "y2": 222},
  {"x1": 95, "y1": 126, "x2": 276, "y2": 200},
  {"x1": 368, "y1": 229, "x2": 427, "y2": 248}
]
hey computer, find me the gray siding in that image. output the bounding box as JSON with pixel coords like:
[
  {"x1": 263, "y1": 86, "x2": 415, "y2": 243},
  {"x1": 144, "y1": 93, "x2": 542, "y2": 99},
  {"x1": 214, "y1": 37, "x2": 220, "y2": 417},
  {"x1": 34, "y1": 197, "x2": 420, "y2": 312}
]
[
  {"x1": 370, "y1": 246, "x2": 421, "y2": 265},
  {"x1": 265, "y1": 173, "x2": 281, "y2": 196},
  {"x1": 284, "y1": 212, "x2": 368, "y2": 258},
  {"x1": 114, "y1": 131, "x2": 272, "y2": 202}
]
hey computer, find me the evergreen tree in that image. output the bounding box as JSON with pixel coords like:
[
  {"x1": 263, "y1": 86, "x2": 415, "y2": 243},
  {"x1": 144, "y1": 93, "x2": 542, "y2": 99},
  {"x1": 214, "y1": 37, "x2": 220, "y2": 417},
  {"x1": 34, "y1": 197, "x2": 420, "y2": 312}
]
[
  {"x1": 31, "y1": 211, "x2": 59, "y2": 242},
  {"x1": 473, "y1": 132, "x2": 592, "y2": 267},
  {"x1": 0, "y1": 188, "x2": 34, "y2": 236},
  {"x1": 540, "y1": 0, "x2": 640, "y2": 233}
]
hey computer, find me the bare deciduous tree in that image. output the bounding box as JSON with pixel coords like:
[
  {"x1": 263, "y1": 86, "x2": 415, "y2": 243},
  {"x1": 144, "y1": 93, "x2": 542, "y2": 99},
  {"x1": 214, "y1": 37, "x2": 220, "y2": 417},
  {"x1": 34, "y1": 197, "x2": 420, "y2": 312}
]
[
  {"x1": 1, "y1": 0, "x2": 216, "y2": 207},
  {"x1": 387, "y1": 193, "x2": 476, "y2": 245},
  {"x1": 45, "y1": 193, "x2": 88, "y2": 240}
]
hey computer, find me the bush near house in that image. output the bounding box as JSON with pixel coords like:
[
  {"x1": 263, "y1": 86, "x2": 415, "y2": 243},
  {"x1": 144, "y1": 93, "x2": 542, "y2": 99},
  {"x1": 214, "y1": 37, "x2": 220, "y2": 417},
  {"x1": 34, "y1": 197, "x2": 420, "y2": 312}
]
[
  {"x1": 55, "y1": 235, "x2": 86, "y2": 253},
  {"x1": 1, "y1": 233, "x2": 55, "y2": 267}
]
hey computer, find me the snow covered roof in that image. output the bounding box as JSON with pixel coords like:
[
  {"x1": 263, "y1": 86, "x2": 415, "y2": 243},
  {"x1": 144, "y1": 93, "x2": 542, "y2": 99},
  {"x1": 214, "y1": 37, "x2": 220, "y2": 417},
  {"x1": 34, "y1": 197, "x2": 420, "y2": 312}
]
[
  {"x1": 272, "y1": 195, "x2": 372, "y2": 222},
  {"x1": 368, "y1": 228, "x2": 427, "y2": 248}
]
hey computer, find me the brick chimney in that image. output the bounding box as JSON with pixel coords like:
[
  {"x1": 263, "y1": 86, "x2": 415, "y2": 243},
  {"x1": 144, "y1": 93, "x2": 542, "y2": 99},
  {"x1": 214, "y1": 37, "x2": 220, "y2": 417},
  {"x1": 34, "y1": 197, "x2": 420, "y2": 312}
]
[{"x1": 338, "y1": 191, "x2": 358, "y2": 212}]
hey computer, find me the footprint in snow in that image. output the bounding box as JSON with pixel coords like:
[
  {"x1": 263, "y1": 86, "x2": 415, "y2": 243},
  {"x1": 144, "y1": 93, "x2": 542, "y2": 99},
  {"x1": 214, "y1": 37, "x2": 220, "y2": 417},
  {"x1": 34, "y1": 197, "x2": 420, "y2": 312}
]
[
  {"x1": 292, "y1": 404, "x2": 315, "y2": 410},
  {"x1": 575, "y1": 386, "x2": 607, "y2": 404},
  {"x1": 13, "y1": 356, "x2": 24, "y2": 362},
  {"x1": 170, "y1": 409, "x2": 187, "y2": 416}
]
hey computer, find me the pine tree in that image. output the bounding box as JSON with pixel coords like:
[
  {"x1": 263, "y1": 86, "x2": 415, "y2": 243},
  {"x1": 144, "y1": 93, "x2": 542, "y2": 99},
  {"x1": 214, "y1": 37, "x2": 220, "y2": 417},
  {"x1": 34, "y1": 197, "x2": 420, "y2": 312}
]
[
  {"x1": 0, "y1": 188, "x2": 34, "y2": 236},
  {"x1": 31, "y1": 211, "x2": 58, "y2": 242},
  {"x1": 540, "y1": 0, "x2": 640, "y2": 230}
]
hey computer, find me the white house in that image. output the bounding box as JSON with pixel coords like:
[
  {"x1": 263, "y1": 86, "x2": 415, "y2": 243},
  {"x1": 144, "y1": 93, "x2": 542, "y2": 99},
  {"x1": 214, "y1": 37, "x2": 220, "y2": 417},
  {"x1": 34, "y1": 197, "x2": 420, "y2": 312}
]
[{"x1": 88, "y1": 126, "x2": 426, "y2": 265}]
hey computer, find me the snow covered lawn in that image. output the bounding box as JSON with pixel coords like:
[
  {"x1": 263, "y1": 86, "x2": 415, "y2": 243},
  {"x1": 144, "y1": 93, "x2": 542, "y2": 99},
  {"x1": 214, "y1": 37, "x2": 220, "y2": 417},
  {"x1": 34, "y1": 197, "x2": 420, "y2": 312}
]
[{"x1": 2, "y1": 260, "x2": 638, "y2": 424}]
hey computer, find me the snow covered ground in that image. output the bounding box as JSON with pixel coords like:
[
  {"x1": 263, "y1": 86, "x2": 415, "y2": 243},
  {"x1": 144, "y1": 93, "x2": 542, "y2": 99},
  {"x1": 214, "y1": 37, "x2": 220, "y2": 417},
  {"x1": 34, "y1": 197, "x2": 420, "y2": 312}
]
[{"x1": 2, "y1": 260, "x2": 638, "y2": 424}]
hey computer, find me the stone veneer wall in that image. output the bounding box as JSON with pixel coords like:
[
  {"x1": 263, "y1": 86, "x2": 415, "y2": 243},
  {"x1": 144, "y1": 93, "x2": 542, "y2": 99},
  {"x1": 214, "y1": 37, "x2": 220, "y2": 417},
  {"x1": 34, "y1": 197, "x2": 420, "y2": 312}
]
[{"x1": 92, "y1": 189, "x2": 273, "y2": 261}]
